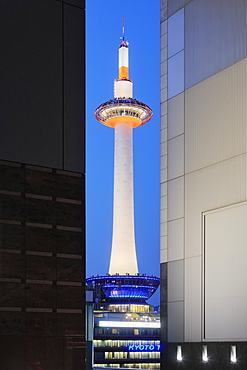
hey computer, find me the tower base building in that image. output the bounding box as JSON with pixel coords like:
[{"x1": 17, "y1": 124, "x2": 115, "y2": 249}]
[
  {"x1": 161, "y1": 0, "x2": 247, "y2": 368},
  {"x1": 87, "y1": 277, "x2": 161, "y2": 369}
]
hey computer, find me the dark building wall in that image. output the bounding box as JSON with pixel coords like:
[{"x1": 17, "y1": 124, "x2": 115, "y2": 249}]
[
  {"x1": 0, "y1": 0, "x2": 85, "y2": 368},
  {"x1": 0, "y1": 0, "x2": 85, "y2": 173},
  {"x1": 0, "y1": 161, "x2": 85, "y2": 369}
]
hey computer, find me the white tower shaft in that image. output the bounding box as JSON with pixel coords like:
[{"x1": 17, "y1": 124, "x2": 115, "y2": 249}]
[
  {"x1": 95, "y1": 39, "x2": 152, "y2": 275},
  {"x1": 109, "y1": 121, "x2": 138, "y2": 274},
  {"x1": 109, "y1": 43, "x2": 138, "y2": 274}
]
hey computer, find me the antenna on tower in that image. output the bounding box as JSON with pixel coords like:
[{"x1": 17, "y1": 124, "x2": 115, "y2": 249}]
[
  {"x1": 122, "y1": 16, "x2": 125, "y2": 41},
  {"x1": 120, "y1": 16, "x2": 128, "y2": 47}
]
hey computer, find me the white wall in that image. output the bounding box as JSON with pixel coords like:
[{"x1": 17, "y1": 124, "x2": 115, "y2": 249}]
[
  {"x1": 183, "y1": 58, "x2": 247, "y2": 341},
  {"x1": 204, "y1": 203, "x2": 247, "y2": 341},
  {"x1": 163, "y1": 0, "x2": 247, "y2": 344}
]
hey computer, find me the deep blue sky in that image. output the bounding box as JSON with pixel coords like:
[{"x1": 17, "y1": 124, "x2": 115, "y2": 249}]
[{"x1": 86, "y1": 1, "x2": 160, "y2": 305}]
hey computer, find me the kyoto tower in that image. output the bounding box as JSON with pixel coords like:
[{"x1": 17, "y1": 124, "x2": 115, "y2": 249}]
[{"x1": 87, "y1": 24, "x2": 159, "y2": 307}]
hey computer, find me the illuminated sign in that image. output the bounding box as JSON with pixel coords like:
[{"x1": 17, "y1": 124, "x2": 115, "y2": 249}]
[
  {"x1": 127, "y1": 344, "x2": 161, "y2": 352},
  {"x1": 98, "y1": 321, "x2": 160, "y2": 328}
]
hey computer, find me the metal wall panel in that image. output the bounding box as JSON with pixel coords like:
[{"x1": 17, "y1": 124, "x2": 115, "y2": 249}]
[
  {"x1": 168, "y1": 134, "x2": 184, "y2": 180},
  {"x1": 161, "y1": 0, "x2": 168, "y2": 22},
  {"x1": 184, "y1": 59, "x2": 247, "y2": 260},
  {"x1": 168, "y1": 260, "x2": 184, "y2": 302},
  {"x1": 168, "y1": 218, "x2": 184, "y2": 262},
  {"x1": 167, "y1": 176, "x2": 184, "y2": 221},
  {"x1": 204, "y1": 204, "x2": 247, "y2": 341},
  {"x1": 160, "y1": 8, "x2": 168, "y2": 340},
  {"x1": 183, "y1": 153, "x2": 247, "y2": 342},
  {"x1": 185, "y1": 0, "x2": 247, "y2": 89},
  {"x1": 160, "y1": 182, "x2": 168, "y2": 264},
  {"x1": 165, "y1": 0, "x2": 247, "y2": 350},
  {"x1": 168, "y1": 0, "x2": 193, "y2": 17},
  {"x1": 160, "y1": 240, "x2": 167, "y2": 263},
  {"x1": 184, "y1": 256, "x2": 201, "y2": 341},
  {"x1": 160, "y1": 12, "x2": 168, "y2": 264},
  {"x1": 182, "y1": 59, "x2": 247, "y2": 341},
  {"x1": 168, "y1": 301, "x2": 184, "y2": 342},
  {"x1": 185, "y1": 154, "x2": 247, "y2": 259},
  {"x1": 168, "y1": 92, "x2": 184, "y2": 140},
  {"x1": 185, "y1": 58, "x2": 247, "y2": 175}
]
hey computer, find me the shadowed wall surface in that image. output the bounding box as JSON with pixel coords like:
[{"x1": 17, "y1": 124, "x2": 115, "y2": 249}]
[
  {"x1": 0, "y1": 0, "x2": 85, "y2": 368},
  {"x1": 0, "y1": 162, "x2": 85, "y2": 370}
]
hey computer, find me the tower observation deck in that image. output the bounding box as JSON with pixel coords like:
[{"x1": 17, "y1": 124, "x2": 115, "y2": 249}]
[{"x1": 87, "y1": 31, "x2": 159, "y2": 305}]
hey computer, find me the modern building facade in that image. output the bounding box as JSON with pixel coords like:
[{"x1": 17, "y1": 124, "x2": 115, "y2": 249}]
[
  {"x1": 160, "y1": 0, "x2": 247, "y2": 368},
  {"x1": 0, "y1": 1, "x2": 85, "y2": 369},
  {"x1": 93, "y1": 310, "x2": 160, "y2": 369}
]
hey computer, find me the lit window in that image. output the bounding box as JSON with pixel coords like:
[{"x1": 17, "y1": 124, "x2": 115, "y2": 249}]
[{"x1": 134, "y1": 329, "x2": 139, "y2": 335}]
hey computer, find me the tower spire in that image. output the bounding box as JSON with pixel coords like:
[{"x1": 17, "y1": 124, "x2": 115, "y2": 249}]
[
  {"x1": 122, "y1": 16, "x2": 124, "y2": 41},
  {"x1": 120, "y1": 16, "x2": 128, "y2": 48}
]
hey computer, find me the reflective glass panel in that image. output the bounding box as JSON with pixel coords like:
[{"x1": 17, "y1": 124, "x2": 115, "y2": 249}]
[
  {"x1": 168, "y1": 8, "x2": 184, "y2": 58},
  {"x1": 168, "y1": 51, "x2": 184, "y2": 99}
]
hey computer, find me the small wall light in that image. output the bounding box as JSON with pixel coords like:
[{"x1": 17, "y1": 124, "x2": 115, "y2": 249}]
[
  {"x1": 230, "y1": 346, "x2": 237, "y2": 363},
  {"x1": 202, "y1": 345, "x2": 208, "y2": 362},
  {"x1": 177, "y1": 345, "x2": 182, "y2": 361}
]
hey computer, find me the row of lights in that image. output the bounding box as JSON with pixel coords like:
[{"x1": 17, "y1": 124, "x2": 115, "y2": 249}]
[{"x1": 177, "y1": 345, "x2": 237, "y2": 363}]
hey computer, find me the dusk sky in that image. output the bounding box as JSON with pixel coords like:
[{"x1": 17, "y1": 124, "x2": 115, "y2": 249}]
[{"x1": 86, "y1": 1, "x2": 160, "y2": 305}]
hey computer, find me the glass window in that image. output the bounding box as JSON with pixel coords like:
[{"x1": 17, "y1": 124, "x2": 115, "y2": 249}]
[
  {"x1": 95, "y1": 352, "x2": 104, "y2": 359},
  {"x1": 168, "y1": 8, "x2": 184, "y2": 58},
  {"x1": 168, "y1": 51, "x2": 184, "y2": 99}
]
